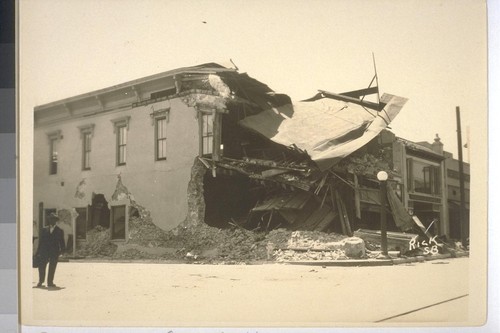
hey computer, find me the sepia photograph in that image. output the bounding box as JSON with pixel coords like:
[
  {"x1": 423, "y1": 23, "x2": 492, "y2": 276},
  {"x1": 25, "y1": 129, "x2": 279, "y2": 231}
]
[{"x1": 18, "y1": 0, "x2": 488, "y2": 330}]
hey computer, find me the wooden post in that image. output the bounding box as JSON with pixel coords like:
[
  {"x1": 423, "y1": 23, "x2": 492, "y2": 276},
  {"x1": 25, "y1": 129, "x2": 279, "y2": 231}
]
[
  {"x1": 334, "y1": 190, "x2": 347, "y2": 236},
  {"x1": 354, "y1": 174, "x2": 361, "y2": 219},
  {"x1": 212, "y1": 111, "x2": 222, "y2": 162},
  {"x1": 339, "y1": 194, "x2": 353, "y2": 237}
]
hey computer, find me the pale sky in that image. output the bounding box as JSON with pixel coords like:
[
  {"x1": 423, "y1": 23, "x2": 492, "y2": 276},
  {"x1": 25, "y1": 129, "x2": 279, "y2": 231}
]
[{"x1": 19, "y1": 0, "x2": 487, "y2": 159}]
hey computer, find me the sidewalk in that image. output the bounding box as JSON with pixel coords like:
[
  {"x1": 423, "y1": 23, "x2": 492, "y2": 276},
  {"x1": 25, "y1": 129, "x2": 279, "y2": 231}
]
[{"x1": 60, "y1": 251, "x2": 469, "y2": 267}]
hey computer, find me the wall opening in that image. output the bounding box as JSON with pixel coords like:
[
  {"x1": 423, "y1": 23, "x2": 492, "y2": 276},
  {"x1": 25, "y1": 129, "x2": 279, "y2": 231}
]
[
  {"x1": 110, "y1": 204, "x2": 127, "y2": 240},
  {"x1": 89, "y1": 193, "x2": 110, "y2": 230},
  {"x1": 203, "y1": 172, "x2": 264, "y2": 229},
  {"x1": 75, "y1": 207, "x2": 88, "y2": 240}
]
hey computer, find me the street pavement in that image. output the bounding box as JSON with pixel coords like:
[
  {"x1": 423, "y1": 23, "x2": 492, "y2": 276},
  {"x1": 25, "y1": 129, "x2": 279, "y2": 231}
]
[{"x1": 27, "y1": 257, "x2": 469, "y2": 328}]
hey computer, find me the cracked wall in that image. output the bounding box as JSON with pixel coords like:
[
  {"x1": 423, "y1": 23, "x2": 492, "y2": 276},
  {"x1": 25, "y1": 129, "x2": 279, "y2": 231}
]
[{"x1": 33, "y1": 97, "x2": 201, "y2": 235}]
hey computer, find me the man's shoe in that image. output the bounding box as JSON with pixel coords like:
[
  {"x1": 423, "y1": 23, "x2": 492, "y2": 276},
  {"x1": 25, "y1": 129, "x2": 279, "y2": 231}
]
[
  {"x1": 36, "y1": 283, "x2": 43, "y2": 287},
  {"x1": 48, "y1": 284, "x2": 56, "y2": 288}
]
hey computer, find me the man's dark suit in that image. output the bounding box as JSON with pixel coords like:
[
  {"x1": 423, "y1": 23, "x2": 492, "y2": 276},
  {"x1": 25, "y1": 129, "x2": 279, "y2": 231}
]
[{"x1": 37, "y1": 225, "x2": 65, "y2": 286}]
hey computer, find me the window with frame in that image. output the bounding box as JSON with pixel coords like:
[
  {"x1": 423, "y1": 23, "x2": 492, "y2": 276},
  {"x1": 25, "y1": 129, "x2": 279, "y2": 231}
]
[
  {"x1": 111, "y1": 116, "x2": 130, "y2": 166},
  {"x1": 49, "y1": 138, "x2": 58, "y2": 175},
  {"x1": 155, "y1": 117, "x2": 167, "y2": 160},
  {"x1": 117, "y1": 125, "x2": 127, "y2": 165},
  {"x1": 79, "y1": 124, "x2": 94, "y2": 170},
  {"x1": 82, "y1": 132, "x2": 92, "y2": 170},
  {"x1": 47, "y1": 130, "x2": 61, "y2": 175},
  {"x1": 407, "y1": 157, "x2": 441, "y2": 195},
  {"x1": 201, "y1": 113, "x2": 214, "y2": 155}
]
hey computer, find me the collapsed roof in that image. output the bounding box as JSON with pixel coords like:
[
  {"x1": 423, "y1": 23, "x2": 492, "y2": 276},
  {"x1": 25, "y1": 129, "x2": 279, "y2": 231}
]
[
  {"x1": 238, "y1": 93, "x2": 407, "y2": 171},
  {"x1": 206, "y1": 64, "x2": 408, "y2": 171}
]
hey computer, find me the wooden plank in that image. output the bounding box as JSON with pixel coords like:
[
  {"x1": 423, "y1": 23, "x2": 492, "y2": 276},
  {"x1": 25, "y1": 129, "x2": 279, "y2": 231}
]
[
  {"x1": 318, "y1": 90, "x2": 386, "y2": 111},
  {"x1": 265, "y1": 210, "x2": 274, "y2": 232},
  {"x1": 314, "y1": 174, "x2": 328, "y2": 195},
  {"x1": 320, "y1": 185, "x2": 329, "y2": 208},
  {"x1": 354, "y1": 174, "x2": 361, "y2": 219},
  {"x1": 285, "y1": 191, "x2": 311, "y2": 210},
  {"x1": 339, "y1": 86, "x2": 379, "y2": 98},
  {"x1": 315, "y1": 210, "x2": 337, "y2": 232},
  {"x1": 261, "y1": 168, "x2": 289, "y2": 178},
  {"x1": 290, "y1": 201, "x2": 316, "y2": 230},
  {"x1": 412, "y1": 215, "x2": 434, "y2": 238},
  {"x1": 301, "y1": 206, "x2": 330, "y2": 231},
  {"x1": 197, "y1": 157, "x2": 211, "y2": 169},
  {"x1": 278, "y1": 209, "x2": 298, "y2": 224},
  {"x1": 334, "y1": 191, "x2": 347, "y2": 235},
  {"x1": 212, "y1": 112, "x2": 222, "y2": 161},
  {"x1": 338, "y1": 193, "x2": 353, "y2": 237}
]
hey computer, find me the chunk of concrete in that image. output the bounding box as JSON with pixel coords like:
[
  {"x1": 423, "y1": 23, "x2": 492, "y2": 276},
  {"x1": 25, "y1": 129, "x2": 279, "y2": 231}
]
[{"x1": 342, "y1": 237, "x2": 365, "y2": 258}]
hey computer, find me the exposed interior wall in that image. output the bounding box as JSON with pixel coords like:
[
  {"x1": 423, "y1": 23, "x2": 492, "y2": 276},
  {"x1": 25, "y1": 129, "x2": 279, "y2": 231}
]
[{"x1": 203, "y1": 172, "x2": 264, "y2": 228}]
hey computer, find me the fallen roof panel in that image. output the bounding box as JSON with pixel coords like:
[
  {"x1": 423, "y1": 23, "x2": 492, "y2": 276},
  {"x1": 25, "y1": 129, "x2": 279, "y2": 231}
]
[{"x1": 239, "y1": 93, "x2": 408, "y2": 171}]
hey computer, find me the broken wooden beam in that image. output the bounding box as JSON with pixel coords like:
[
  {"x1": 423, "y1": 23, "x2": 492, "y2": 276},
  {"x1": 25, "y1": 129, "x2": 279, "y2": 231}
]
[
  {"x1": 338, "y1": 192, "x2": 353, "y2": 237},
  {"x1": 353, "y1": 229, "x2": 418, "y2": 254}
]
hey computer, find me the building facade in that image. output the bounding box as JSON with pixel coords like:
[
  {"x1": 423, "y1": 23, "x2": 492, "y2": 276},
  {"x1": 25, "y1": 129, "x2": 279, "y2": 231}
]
[
  {"x1": 35, "y1": 62, "x2": 468, "y2": 249},
  {"x1": 353, "y1": 131, "x2": 470, "y2": 240},
  {"x1": 34, "y1": 64, "x2": 233, "y2": 242}
]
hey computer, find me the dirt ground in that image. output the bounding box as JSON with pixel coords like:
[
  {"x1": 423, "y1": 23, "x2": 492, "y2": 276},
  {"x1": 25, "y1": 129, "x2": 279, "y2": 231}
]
[{"x1": 27, "y1": 258, "x2": 470, "y2": 328}]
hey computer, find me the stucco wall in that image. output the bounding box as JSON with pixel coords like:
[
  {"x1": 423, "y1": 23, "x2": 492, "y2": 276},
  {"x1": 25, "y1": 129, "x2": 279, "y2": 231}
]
[{"x1": 33, "y1": 98, "x2": 199, "y2": 231}]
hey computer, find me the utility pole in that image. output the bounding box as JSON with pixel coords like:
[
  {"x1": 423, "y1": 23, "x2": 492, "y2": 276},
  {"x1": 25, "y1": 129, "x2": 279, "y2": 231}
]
[
  {"x1": 466, "y1": 125, "x2": 470, "y2": 163},
  {"x1": 456, "y1": 107, "x2": 468, "y2": 245}
]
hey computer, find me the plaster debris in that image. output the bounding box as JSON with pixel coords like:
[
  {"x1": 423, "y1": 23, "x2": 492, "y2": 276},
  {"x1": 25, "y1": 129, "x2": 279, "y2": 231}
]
[{"x1": 208, "y1": 74, "x2": 231, "y2": 98}]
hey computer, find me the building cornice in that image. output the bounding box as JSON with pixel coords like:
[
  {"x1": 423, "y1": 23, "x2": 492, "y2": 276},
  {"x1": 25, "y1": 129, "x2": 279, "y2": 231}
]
[{"x1": 34, "y1": 63, "x2": 234, "y2": 113}]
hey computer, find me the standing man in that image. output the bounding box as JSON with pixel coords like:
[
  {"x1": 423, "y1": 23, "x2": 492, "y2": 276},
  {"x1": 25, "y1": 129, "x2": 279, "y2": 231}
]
[{"x1": 36, "y1": 213, "x2": 65, "y2": 288}]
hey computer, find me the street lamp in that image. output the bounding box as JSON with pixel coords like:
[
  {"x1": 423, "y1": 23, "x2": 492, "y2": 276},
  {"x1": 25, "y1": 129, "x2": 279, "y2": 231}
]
[{"x1": 377, "y1": 171, "x2": 389, "y2": 259}]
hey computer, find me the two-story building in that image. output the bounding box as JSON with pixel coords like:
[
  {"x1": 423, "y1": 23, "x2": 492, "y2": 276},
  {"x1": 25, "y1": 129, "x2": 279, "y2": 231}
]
[
  {"x1": 344, "y1": 130, "x2": 470, "y2": 240},
  {"x1": 34, "y1": 62, "x2": 410, "y2": 247}
]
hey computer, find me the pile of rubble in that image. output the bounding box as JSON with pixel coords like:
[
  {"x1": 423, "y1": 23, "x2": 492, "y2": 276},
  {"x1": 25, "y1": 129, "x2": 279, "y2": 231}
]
[
  {"x1": 164, "y1": 223, "x2": 270, "y2": 263},
  {"x1": 128, "y1": 215, "x2": 169, "y2": 248},
  {"x1": 75, "y1": 226, "x2": 117, "y2": 258},
  {"x1": 73, "y1": 216, "x2": 370, "y2": 263},
  {"x1": 274, "y1": 249, "x2": 348, "y2": 262}
]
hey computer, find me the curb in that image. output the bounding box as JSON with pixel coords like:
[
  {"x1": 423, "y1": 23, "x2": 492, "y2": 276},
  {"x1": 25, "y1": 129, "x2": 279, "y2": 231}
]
[
  {"x1": 284, "y1": 259, "x2": 394, "y2": 267},
  {"x1": 61, "y1": 252, "x2": 469, "y2": 266},
  {"x1": 283, "y1": 252, "x2": 468, "y2": 267}
]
